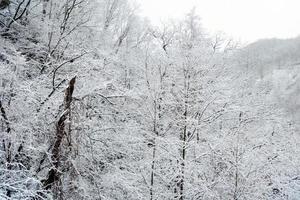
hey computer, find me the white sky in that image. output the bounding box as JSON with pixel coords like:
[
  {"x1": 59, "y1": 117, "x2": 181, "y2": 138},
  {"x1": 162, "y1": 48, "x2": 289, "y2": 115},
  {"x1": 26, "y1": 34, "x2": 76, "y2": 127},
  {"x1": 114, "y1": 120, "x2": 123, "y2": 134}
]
[{"x1": 134, "y1": 0, "x2": 300, "y2": 43}]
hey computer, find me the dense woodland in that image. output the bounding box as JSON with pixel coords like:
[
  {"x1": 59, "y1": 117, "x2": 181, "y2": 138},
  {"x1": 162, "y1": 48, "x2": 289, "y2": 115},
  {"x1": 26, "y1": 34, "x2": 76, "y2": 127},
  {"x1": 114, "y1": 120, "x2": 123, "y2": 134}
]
[{"x1": 0, "y1": 0, "x2": 299, "y2": 199}]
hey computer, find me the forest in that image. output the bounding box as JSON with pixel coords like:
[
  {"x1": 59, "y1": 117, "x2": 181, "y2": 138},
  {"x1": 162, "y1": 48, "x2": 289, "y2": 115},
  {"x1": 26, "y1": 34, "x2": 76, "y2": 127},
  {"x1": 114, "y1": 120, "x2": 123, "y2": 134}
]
[{"x1": 0, "y1": 0, "x2": 299, "y2": 199}]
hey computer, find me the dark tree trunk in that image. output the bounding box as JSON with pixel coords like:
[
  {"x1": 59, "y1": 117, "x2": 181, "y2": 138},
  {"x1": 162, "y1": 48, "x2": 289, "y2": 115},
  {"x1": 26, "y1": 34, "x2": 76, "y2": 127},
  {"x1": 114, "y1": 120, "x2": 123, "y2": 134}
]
[{"x1": 43, "y1": 76, "x2": 76, "y2": 190}]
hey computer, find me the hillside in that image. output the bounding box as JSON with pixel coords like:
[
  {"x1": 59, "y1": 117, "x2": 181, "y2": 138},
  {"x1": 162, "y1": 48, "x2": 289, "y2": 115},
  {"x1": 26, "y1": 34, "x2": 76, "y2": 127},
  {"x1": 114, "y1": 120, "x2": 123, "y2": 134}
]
[{"x1": 0, "y1": 1, "x2": 299, "y2": 200}]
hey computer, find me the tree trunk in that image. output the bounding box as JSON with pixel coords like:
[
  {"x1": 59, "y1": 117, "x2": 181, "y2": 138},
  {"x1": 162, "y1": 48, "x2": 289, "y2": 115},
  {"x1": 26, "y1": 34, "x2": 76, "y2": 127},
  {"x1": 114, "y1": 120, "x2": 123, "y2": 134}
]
[
  {"x1": 178, "y1": 70, "x2": 190, "y2": 200},
  {"x1": 0, "y1": 100, "x2": 12, "y2": 197},
  {"x1": 150, "y1": 99, "x2": 159, "y2": 200},
  {"x1": 43, "y1": 76, "x2": 76, "y2": 190}
]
